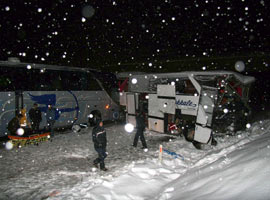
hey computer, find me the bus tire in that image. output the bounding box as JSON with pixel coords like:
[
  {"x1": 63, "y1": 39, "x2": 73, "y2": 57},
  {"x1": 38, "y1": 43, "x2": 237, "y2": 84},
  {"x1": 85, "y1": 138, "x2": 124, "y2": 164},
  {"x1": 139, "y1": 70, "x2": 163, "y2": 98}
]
[{"x1": 88, "y1": 111, "x2": 102, "y2": 127}]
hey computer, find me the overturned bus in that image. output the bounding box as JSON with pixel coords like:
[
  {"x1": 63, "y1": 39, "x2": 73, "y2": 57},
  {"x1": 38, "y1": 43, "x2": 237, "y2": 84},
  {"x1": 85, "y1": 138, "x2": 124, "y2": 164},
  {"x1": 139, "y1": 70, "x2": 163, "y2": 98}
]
[{"x1": 124, "y1": 71, "x2": 255, "y2": 148}]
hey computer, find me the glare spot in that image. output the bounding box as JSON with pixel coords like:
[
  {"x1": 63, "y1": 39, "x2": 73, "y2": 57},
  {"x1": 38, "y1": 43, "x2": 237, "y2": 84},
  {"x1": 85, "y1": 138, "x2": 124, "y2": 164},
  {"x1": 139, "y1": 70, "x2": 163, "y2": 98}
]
[
  {"x1": 5, "y1": 141, "x2": 13, "y2": 150},
  {"x1": 16, "y1": 128, "x2": 24, "y2": 136},
  {"x1": 125, "y1": 123, "x2": 134, "y2": 133},
  {"x1": 131, "y1": 78, "x2": 137, "y2": 84},
  {"x1": 246, "y1": 123, "x2": 251, "y2": 129},
  {"x1": 88, "y1": 114, "x2": 93, "y2": 118},
  {"x1": 235, "y1": 61, "x2": 245, "y2": 72},
  {"x1": 5, "y1": 6, "x2": 10, "y2": 11},
  {"x1": 82, "y1": 5, "x2": 95, "y2": 18},
  {"x1": 27, "y1": 65, "x2": 32, "y2": 70},
  {"x1": 223, "y1": 108, "x2": 229, "y2": 113}
]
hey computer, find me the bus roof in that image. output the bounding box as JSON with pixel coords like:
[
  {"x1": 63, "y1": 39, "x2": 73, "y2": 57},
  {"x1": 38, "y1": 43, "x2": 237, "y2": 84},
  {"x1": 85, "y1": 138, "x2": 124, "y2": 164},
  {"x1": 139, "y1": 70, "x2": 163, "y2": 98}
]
[
  {"x1": 0, "y1": 59, "x2": 98, "y2": 73},
  {"x1": 130, "y1": 70, "x2": 255, "y2": 85}
]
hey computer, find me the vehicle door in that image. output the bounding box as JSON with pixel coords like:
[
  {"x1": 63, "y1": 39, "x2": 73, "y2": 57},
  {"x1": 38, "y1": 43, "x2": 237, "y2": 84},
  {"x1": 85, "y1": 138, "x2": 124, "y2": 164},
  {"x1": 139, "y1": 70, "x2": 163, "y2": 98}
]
[
  {"x1": 148, "y1": 84, "x2": 175, "y2": 133},
  {"x1": 126, "y1": 93, "x2": 138, "y2": 127}
]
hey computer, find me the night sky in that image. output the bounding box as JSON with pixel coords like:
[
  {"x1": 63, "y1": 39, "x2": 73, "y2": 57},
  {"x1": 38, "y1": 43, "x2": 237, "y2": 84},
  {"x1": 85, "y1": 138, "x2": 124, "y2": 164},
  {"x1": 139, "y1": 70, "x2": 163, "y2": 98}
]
[{"x1": 0, "y1": 0, "x2": 269, "y2": 73}]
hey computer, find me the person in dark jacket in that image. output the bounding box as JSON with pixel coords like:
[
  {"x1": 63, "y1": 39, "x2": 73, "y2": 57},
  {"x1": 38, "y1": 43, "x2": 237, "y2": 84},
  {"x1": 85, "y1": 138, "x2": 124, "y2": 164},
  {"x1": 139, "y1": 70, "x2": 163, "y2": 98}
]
[
  {"x1": 29, "y1": 103, "x2": 42, "y2": 133},
  {"x1": 133, "y1": 112, "x2": 147, "y2": 149},
  {"x1": 7, "y1": 114, "x2": 23, "y2": 135},
  {"x1": 46, "y1": 104, "x2": 56, "y2": 138},
  {"x1": 92, "y1": 120, "x2": 108, "y2": 171}
]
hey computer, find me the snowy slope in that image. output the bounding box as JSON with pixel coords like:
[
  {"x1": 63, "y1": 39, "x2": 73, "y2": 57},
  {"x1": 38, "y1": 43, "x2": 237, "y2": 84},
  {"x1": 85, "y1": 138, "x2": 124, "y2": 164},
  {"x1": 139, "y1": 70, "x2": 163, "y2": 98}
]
[{"x1": 1, "y1": 118, "x2": 270, "y2": 200}]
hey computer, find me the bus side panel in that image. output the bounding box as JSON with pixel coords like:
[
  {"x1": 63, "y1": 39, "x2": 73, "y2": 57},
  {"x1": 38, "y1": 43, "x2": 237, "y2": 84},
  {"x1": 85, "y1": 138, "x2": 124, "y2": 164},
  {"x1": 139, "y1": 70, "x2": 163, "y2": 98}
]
[
  {"x1": 0, "y1": 92, "x2": 16, "y2": 137},
  {"x1": 175, "y1": 95, "x2": 199, "y2": 116},
  {"x1": 24, "y1": 91, "x2": 112, "y2": 128},
  {"x1": 1, "y1": 90, "x2": 117, "y2": 137},
  {"x1": 24, "y1": 91, "x2": 78, "y2": 128},
  {"x1": 148, "y1": 94, "x2": 165, "y2": 132}
]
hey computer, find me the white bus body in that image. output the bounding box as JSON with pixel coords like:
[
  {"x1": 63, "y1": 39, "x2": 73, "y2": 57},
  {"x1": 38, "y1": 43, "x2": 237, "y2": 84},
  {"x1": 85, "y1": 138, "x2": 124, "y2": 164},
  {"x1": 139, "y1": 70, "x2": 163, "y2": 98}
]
[
  {"x1": 0, "y1": 60, "x2": 119, "y2": 137},
  {"x1": 125, "y1": 71, "x2": 255, "y2": 145}
]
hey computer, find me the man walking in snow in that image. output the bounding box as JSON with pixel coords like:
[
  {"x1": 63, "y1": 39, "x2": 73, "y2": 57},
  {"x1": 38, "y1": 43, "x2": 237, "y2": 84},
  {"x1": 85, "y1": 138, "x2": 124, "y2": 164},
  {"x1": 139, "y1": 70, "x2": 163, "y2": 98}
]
[
  {"x1": 92, "y1": 120, "x2": 108, "y2": 171},
  {"x1": 133, "y1": 111, "x2": 147, "y2": 149}
]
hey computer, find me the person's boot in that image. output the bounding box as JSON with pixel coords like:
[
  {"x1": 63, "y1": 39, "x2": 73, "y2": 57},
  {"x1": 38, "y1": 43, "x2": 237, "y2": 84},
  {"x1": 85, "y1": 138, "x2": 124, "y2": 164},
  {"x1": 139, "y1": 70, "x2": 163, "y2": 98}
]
[
  {"x1": 101, "y1": 167, "x2": 108, "y2": 171},
  {"x1": 93, "y1": 162, "x2": 99, "y2": 168}
]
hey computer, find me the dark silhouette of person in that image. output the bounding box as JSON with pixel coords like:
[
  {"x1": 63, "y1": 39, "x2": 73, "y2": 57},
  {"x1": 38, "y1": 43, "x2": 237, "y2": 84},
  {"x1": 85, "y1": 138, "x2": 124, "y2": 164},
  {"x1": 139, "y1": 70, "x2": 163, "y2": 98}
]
[
  {"x1": 29, "y1": 103, "x2": 42, "y2": 133},
  {"x1": 7, "y1": 114, "x2": 23, "y2": 136},
  {"x1": 46, "y1": 104, "x2": 56, "y2": 138},
  {"x1": 133, "y1": 112, "x2": 147, "y2": 149},
  {"x1": 92, "y1": 120, "x2": 108, "y2": 171}
]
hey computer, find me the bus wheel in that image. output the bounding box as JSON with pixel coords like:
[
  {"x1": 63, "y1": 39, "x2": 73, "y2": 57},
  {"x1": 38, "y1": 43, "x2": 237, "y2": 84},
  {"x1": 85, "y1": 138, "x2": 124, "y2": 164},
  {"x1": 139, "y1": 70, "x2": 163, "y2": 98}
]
[{"x1": 88, "y1": 111, "x2": 101, "y2": 127}]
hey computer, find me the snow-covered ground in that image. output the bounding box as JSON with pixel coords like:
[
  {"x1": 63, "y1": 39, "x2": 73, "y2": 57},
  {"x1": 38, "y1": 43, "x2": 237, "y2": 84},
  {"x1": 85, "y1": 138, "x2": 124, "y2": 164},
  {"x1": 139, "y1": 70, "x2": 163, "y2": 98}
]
[{"x1": 1, "y1": 117, "x2": 270, "y2": 200}]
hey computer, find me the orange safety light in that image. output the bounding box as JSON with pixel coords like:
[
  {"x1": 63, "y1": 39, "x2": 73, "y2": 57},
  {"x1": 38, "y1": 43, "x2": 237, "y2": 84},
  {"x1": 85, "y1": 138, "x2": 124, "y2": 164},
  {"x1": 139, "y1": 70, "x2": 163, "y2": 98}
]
[{"x1": 105, "y1": 104, "x2": 110, "y2": 109}]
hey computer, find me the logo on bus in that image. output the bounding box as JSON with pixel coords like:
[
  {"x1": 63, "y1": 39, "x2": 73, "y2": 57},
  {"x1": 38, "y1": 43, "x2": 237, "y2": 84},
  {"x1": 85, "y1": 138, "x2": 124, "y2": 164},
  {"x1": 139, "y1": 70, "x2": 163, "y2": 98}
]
[
  {"x1": 28, "y1": 91, "x2": 79, "y2": 122},
  {"x1": 175, "y1": 99, "x2": 197, "y2": 107}
]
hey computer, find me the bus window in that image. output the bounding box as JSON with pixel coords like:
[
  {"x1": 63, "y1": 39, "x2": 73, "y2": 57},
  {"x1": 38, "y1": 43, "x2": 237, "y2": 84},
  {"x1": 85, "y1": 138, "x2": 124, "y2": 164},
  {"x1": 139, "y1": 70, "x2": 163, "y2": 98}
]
[
  {"x1": 87, "y1": 73, "x2": 102, "y2": 91},
  {"x1": 175, "y1": 79, "x2": 186, "y2": 94},
  {"x1": 79, "y1": 72, "x2": 89, "y2": 90},
  {"x1": 184, "y1": 80, "x2": 196, "y2": 95}
]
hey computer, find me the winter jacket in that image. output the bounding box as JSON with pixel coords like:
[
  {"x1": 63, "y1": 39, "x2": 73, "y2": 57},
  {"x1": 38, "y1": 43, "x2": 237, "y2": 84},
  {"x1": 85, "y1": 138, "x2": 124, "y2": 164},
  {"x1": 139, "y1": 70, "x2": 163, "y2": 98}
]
[
  {"x1": 136, "y1": 114, "x2": 145, "y2": 131},
  {"x1": 29, "y1": 107, "x2": 42, "y2": 123},
  {"x1": 92, "y1": 125, "x2": 107, "y2": 149},
  {"x1": 7, "y1": 117, "x2": 20, "y2": 135},
  {"x1": 46, "y1": 108, "x2": 56, "y2": 122},
  {"x1": 20, "y1": 108, "x2": 28, "y2": 126}
]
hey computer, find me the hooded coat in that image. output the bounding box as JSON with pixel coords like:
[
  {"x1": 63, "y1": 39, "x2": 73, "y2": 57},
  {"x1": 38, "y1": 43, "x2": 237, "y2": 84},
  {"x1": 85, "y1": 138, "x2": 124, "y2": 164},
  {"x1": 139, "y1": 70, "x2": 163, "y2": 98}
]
[
  {"x1": 92, "y1": 121, "x2": 107, "y2": 149},
  {"x1": 29, "y1": 107, "x2": 42, "y2": 123},
  {"x1": 7, "y1": 116, "x2": 20, "y2": 135}
]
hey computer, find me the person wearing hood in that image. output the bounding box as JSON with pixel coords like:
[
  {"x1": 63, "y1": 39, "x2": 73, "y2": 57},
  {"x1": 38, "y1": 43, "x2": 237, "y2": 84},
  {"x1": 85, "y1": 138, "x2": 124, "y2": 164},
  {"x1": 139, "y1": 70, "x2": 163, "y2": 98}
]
[{"x1": 92, "y1": 119, "x2": 108, "y2": 171}]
